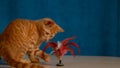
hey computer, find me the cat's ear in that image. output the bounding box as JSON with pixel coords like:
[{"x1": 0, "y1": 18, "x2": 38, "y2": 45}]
[
  {"x1": 43, "y1": 18, "x2": 55, "y2": 27},
  {"x1": 43, "y1": 18, "x2": 64, "y2": 32},
  {"x1": 57, "y1": 25, "x2": 64, "y2": 32}
]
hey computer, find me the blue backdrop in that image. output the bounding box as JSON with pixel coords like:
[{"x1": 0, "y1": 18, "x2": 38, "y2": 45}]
[{"x1": 0, "y1": 0, "x2": 120, "y2": 57}]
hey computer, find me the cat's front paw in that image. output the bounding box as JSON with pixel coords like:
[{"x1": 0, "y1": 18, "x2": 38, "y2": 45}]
[
  {"x1": 43, "y1": 54, "x2": 50, "y2": 62},
  {"x1": 31, "y1": 58, "x2": 39, "y2": 63}
]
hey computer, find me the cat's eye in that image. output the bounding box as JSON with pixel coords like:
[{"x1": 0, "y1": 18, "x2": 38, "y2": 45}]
[{"x1": 46, "y1": 32, "x2": 49, "y2": 35}]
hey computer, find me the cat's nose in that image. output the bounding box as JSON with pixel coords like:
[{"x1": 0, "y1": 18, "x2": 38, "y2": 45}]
[{"x1": 50, "y1": 35, "x2": 54, "y2": 38}]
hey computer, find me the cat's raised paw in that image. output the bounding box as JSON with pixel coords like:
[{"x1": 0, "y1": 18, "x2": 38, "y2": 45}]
[{"x1": 44, "y1": 54, "x2": 50, "y2": 62}]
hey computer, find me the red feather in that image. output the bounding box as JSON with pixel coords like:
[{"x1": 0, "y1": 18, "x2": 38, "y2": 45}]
[
  {"x1": 59, "y1": 46, "x2": 68, "y2": 55},
  {"x1": 42, "y1": 36, "x2": 80, "y2": 58},
  {"x1": 66, "y1": 48, "x2": 75, "y2": 57},
  {"x1": 62, "y1": 36, "x2": 76, "y2": 45},
  {"x1": 42, "y1": 42, "x2": 57, "y2": 58},
  {"x1": 65, "y1": 42, "x2": 80, "y2": 54},
  {"x1": 43, "y1": 42, "x2": 57, "y2": 51}
]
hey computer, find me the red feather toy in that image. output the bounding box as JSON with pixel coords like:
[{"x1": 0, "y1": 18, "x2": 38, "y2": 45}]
[{"x1": 42, "y1": 36, "x2": 80, "y2": 66}]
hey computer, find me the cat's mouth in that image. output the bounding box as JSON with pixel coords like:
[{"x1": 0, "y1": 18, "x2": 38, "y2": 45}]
[{"x1": 45, "y1": 36, "x2": 54, "y2": 42}]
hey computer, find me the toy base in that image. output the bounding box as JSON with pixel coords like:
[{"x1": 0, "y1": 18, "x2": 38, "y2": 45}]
[{"x1": 56, "y1": 63, "x2": 64, "y2": 66}]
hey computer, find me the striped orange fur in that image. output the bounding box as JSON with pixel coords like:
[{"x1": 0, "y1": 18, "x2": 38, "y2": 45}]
[{"x1": 0, "y1": 18, "x2": 64, "y2": 68}]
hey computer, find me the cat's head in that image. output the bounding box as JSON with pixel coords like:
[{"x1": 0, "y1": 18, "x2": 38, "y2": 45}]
[{"x1": 36, "y1": 18, "x2": 64, "y2": 41}]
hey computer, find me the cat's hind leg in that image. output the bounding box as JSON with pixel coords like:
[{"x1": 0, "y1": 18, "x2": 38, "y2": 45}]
[
  {"x1": 2, "y1": 48, "x2": 43, "y2": 68},
  {"x1": 27, "y1": 50, "x2": 39, "y2": 63},
  {"x1": 1, "y1": 47, "x2": 30, "y2": 66}
]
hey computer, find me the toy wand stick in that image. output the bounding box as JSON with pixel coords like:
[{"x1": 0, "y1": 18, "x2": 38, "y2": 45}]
[
  {"x1": 49, "y1": 51, "x2": 64, "y2": 66},
  {"x1": 56, "y1": 56, "x2": 64, "y2": 66}
]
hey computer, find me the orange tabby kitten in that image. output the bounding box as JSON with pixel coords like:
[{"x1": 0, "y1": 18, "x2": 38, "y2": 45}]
[{"x1": 0, "y1": 18, "x2": 64, "y2": 68}]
